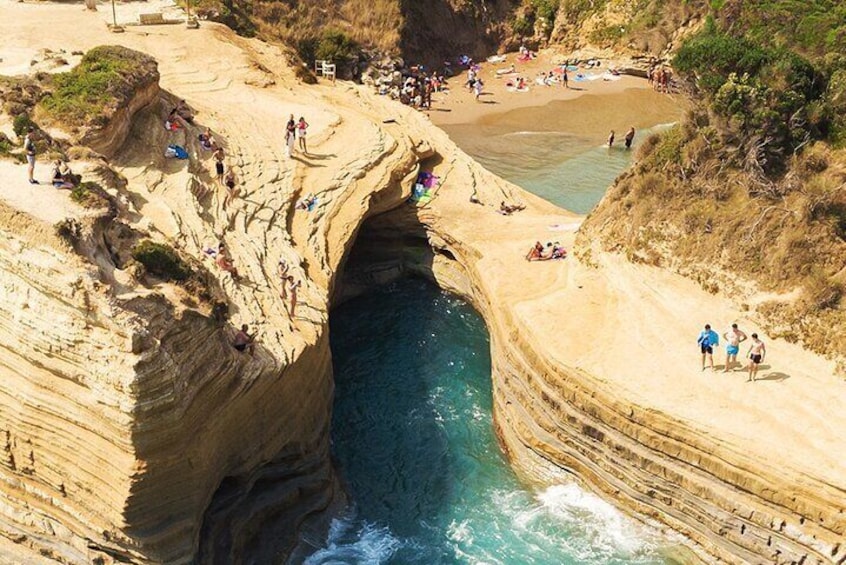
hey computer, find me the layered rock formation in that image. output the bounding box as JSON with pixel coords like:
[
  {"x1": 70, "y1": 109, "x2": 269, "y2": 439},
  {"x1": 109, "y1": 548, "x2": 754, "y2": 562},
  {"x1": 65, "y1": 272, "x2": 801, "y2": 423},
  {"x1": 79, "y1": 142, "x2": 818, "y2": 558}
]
[{"x1": 0, "y1": 3, "x2": 844, "y2": 565}]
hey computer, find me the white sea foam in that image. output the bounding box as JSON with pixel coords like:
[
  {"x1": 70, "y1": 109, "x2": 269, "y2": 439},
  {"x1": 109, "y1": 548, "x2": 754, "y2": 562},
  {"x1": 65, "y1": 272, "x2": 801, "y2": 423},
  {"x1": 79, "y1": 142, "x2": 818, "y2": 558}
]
[
  {"x1": 304, "y1": 518, "x2": 401, "y2": 565},
  {"x1": 536, "y1": 483, "x2": 654, "y2": 557}
]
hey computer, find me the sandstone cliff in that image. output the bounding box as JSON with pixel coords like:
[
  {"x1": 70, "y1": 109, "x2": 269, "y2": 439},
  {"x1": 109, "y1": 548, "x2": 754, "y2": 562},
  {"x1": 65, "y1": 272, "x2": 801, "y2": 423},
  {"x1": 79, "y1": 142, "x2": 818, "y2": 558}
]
[{"x1": 0, "y1": 3, "x2": 844, "y2": 565}]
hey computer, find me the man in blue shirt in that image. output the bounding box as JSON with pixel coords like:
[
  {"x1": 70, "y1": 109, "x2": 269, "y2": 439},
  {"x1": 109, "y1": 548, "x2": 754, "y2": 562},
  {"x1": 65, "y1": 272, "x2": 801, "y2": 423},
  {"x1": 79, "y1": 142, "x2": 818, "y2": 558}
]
[{"x1": 697, "y1": 323, "x2": 719, "y2": 371}]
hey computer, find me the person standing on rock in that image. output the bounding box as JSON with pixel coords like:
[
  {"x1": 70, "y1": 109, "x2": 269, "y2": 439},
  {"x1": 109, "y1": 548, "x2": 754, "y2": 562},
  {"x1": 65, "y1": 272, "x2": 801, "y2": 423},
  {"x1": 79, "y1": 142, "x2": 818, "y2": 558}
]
[
  {"x1": 213, "y1": 147, "x2": 225, "y2": 185},
  {"x1": 296, "y1": 116, "x2": 309, "y2": 154},
  {"x1": 624, "y1": 127, "x2": 636, "y2": 149},
  {"x1": 285, "y1": 114, "x2": 296, "y2": 158},
  {"x1": 746, "y1": 333, "x2": 766, "y2": 382},
  {"x1": 24, "y1": 127, "x2": 38, "y2": 184},
  {"x1": 288, "y1": 276, "x2": 301, "y2": 318},
  {"x1": 723, "y1": 323, "x2": 748, "y2": 372},
  {"x1": 697, "y1": 323, "x2": 719, "y2": 371}
]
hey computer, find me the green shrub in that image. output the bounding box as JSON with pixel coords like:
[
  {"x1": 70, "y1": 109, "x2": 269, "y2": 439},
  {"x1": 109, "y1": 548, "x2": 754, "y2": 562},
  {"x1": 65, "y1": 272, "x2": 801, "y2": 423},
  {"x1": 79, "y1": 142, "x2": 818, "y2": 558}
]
[
  {"x1": 131, "y1": 240, "x2": 191, "y2": 281},
  {"x1": 39, "y1": 46, "x2": 156, "y2": 126},
  {"x1": 512, "y1": 15, "x2": 534, "y2": 38},
  {"x1": 315, "y1": 30, "x2": 358, "y2": 65},
  {"x1": 13, "y1": 114, "x2": 37, "y2": 137}
]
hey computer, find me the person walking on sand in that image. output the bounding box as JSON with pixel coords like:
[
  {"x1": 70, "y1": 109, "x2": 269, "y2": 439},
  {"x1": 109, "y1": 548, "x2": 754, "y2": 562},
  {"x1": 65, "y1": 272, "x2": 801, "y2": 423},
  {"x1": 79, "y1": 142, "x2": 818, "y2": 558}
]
[
  {"x1": 607, "y1": 130, "x2": 615, "y2": 148},
  {"x1": 24, "y1": 127, "x2": 38, "y2": 184},
  {"x1": 296, "y1": 116, "x2": 309, "y2": 154},
  {"x1": 624, "y1": 127, "x2": 636, "y2": 149},
  {"x1": 697, "y1": 324, "x2": 719, "y2": 371},
  {"x1": 723, "y1": 323, "x2": 748, "y2": 372},
  {"x1": 473, "y1": 78, "x2": 484, "y2": 101},
  {"x1": 746, "y1": 333, "x2": 766, "y2": 382}
]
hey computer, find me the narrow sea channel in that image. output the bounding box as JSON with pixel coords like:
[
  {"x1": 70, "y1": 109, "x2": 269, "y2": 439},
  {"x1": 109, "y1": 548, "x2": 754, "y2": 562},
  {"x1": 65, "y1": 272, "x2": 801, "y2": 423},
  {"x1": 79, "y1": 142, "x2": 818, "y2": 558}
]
[{"x1": 306, "y1": 280, "x2": 681, "y2": 564}]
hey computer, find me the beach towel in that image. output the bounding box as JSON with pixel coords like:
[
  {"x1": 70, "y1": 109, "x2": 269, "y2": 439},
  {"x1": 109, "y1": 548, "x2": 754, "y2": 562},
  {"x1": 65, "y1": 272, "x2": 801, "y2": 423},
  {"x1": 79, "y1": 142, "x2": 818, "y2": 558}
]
[
  {"x1": 165, "y1": 144, "x2": 189, "y2": 159},
  {"x1": 496, "y1": 67, "x2": 516, "y2": 76},
  {"x1": 506, "y1": 86, "x2": 530, "y2": 93},
  {"x1": 486, "y1": 55, "x2": 507, "y2": 63}
]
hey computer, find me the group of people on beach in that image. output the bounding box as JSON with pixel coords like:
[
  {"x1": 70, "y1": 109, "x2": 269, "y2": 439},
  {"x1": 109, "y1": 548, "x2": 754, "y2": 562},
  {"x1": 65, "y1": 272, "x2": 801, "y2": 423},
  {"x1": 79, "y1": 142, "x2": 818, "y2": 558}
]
[
  {"x1": 647, "y1": 65, "x2": 674, "y2": 93},
  {"x1": 525, "y1": 241, "x2": 567, "y2": 261},
  {"x1": 697, "y1": 323, "x2": 767, "y2": 381}
]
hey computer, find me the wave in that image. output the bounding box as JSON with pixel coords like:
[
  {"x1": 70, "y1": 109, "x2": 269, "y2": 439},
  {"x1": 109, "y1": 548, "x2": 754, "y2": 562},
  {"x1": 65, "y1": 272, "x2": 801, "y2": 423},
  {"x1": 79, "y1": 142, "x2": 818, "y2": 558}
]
[{"x1": 304, "y1": 518, "x2": 402, "y2": 565}]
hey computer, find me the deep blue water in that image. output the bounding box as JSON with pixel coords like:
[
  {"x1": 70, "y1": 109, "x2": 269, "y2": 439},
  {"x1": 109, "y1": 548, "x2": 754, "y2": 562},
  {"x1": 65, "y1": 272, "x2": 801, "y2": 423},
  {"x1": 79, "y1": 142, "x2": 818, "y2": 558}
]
[{"x1": 305, "y1": 280, "x2": 677, "y2": 564}]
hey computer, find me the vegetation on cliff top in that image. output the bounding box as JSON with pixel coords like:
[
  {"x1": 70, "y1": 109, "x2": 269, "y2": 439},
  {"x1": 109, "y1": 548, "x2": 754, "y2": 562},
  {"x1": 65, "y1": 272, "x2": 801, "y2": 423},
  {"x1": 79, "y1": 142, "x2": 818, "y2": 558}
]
[
  {"x1": 38, "y1": 46, "x2": 158, "y2": 128},
  {"x1": 584, "y1": 0, "x2": 846, "y2": 366}
]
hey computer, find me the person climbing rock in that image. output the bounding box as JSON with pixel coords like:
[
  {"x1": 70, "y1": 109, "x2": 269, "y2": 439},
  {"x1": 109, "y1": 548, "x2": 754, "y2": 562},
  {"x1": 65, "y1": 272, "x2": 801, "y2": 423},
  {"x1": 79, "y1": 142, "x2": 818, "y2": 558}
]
[{"x1": 232, "y1": 324, "x2": 255, "y2": 354}]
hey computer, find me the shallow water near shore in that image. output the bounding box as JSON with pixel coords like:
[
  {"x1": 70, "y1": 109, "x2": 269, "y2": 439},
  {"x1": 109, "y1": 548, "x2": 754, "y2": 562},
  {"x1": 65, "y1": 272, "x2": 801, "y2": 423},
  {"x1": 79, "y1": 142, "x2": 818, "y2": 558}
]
[
  {"x1": 440, "y1": 88, "x2": 683, "y2": 214},
  {"x1": 307, "y1": 280, "x2": 681, "y2": 564}
]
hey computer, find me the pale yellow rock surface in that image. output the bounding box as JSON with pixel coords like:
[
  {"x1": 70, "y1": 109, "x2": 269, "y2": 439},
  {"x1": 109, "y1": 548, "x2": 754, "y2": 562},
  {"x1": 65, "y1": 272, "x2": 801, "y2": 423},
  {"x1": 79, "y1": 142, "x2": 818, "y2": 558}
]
[{"x1": 0, "y1": 1, "x2": 843, "y2": 564}]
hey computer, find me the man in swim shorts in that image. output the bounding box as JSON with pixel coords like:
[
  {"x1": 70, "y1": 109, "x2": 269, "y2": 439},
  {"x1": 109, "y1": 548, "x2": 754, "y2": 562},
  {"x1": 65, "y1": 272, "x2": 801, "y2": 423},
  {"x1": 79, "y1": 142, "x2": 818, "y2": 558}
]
[
  {"x1": 746, "y1": 333, "x2": 766, "y2": 382},
  {"x1": 697, "y1": 324, "x2": 719, "y2": 371},
  {"x1": 723, "y1": 323, "x2": 748, "y2": 372},
  {"x1": 232, "y1": 324, "x2": 254, "y2": 354}
]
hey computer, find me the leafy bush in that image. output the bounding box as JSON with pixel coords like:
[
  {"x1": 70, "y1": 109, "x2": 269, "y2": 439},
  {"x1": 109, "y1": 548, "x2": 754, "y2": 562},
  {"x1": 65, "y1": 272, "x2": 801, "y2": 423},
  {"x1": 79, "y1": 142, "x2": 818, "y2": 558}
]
[
  {"x1": 13, "y1": 114, "x2": 37, "y2": 137},
  {"x1": 131, "y1": 240, "x2": 191, "y2": 282},
  {"x1": 512, "y1": 15, "x2": 534, "y2": 38},
  {"x1": 315, "y1": 30, "x2": 358, "y2": 65}
]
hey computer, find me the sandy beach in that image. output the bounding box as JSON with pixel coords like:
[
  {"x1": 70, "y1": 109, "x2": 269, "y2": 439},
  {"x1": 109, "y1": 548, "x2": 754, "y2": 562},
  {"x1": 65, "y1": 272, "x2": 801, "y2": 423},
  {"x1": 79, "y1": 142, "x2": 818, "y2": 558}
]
[{"x1": 427, "y1": 50, "x2": 684, "y2": 130}]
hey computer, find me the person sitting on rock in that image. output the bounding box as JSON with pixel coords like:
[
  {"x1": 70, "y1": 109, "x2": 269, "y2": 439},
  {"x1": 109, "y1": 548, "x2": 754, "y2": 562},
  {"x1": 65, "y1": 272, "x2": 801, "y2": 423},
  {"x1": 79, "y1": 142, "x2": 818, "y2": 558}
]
[
  {"x1": 198, "y1": 128, "x2": 216, "y2": 151},
  {"x1": 215, "y1": 243, "x2": 240, "y2": 280},
  {"x1": 232, "y1": 324, "x2": 255, "y2": 354},
  {"x1": 526, "y1": 241, "x2": 544, "y2": 261},
  {"x1": 51, "y1": 160, "x2": 74, "y2": 189}
]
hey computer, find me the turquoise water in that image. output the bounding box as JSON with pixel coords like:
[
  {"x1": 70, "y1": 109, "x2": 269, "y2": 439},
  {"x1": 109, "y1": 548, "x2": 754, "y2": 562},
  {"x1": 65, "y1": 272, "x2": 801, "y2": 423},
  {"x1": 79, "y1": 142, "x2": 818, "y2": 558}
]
[
  {"x1": 306, "y1": 280, "x2": 677, "y2": 564},
  {"x1": 442, "y1": 122, "x2": 674, "y2": 215}
]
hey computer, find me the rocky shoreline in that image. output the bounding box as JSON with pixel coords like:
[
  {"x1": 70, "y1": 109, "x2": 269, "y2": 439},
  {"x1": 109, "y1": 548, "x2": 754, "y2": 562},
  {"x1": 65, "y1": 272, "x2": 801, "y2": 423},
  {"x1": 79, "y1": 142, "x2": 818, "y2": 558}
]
[{"x1": 0, "y1": 3, "x2": 843, "y2": 564}]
